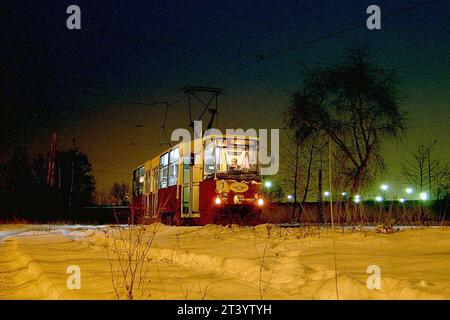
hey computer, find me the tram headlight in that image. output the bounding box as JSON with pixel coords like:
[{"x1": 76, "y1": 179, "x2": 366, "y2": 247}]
[{"x1": 214, "y1": 196, "x2": 222, "y2": 205}]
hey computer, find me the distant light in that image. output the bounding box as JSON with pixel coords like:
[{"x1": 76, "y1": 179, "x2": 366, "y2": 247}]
[
  {"x1": 341, "y1": 192, "x2": 347, "y2": 196},
  {"x1": 324, "y1": 191, "x2": 330, "y2": 197},
  {"x1": 380, "y1": 184, "x2": 388, "y2": 191},
  {"x1": 405, "y1": 187, "x2": 413, "y2": 194},
  {"x1": 287, "y1": 194, "x2": 293, "y2": 200},
  {"x1": 214, "y1": 197, "x2": 222, "y2": 205},
  {"x1": 375, "y1": 196, "x2": 383, "y2": 202},
  {"x1": 399, "y1": 198, "x2": 406, "y2": 203},
  {"x1": 257, "y1": 198, "x2": 265, "y2": 206},
  {"x1": 139, "y1": 176, "x2": 144, "y2": 183},
  {"x1": 420, "y1": 192, "x2": 428, "y2": 201},
  {"x1": 354, "y1": 195, "x2": 361, "y2": 203},
  {"x1": 264, "y1": 181, "x2": 272, "y2": 188}
]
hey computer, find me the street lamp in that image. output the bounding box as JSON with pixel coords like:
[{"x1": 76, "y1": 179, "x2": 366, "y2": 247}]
[
  {"x1": 405, "y1": 187, "x2": 413, "y2": 195},
  {"x1": 375, "y1": 196, "x2": 383, "y2": 202},
  {"x1": 264, "y1": 181, "x2": 272, "y2": 189},
  {"x1": 353, "y1": 194, "x2": 361, "y2": 203},
  {"x1": 287, "y1": 194, "x2": 293, "y2": 201},
  {"x1": 420, "y1": 192, "x2": 428, "y2": 201},
  {"x1": 324, "y1": 191, "x2": 330, "y2": 197},
  {"x1": 399, "y1": 198, "x2": 406, "y2": 203}
]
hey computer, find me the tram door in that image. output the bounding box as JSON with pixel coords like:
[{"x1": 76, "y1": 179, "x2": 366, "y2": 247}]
[
  {"x1": 151, "y1": 167, "x2": 158, "y2": 218},
  {"x1": 181, "y1": 154, "x2": 200, "y2": 218},
  {"x1": 182, "y1": 155, "x2": 191, "y2": 218},
  {"x1": 192, "y1": 151, "x2": 202, "y2": 217}
]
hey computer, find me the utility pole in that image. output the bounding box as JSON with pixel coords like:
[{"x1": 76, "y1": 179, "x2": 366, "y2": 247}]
[
  {"x1": 293, "y1": 140, "x2": 299, "y2": 220},
  {"x1": 58, "y1": 158, "x2": 61, "y2": 191},
  {"x1": 318, "y1": 151, "x2": 323, "y2": 223},
  {"x1": 46, "y1": 133, "x2": 57, "y2": 187},
  {"x1": 328, "y1": 137, "x2": 334, "y2": 229},
  {"x1": 69, "y1": 139, "x2": 76, "y2": 215}
]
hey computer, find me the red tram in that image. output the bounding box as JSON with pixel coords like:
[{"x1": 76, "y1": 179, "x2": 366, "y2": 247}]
[{"x1": 131, "y1": 133, "x2": 266, "y2": 225}]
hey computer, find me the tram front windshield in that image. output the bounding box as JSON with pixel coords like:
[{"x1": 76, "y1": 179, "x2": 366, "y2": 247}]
[{"x1": 204, "y1": 137, "x2": 259, "y2": 180}]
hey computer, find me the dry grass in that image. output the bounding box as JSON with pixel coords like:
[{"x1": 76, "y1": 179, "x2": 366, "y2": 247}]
[
  {"x1": 261, "y1": 202, "x2": 445, "y2": 228},
  {"x1": 103, "y1": 223, "x2": 159, "y2": 300},
  {"x1": 253, "y1": 225, "x2": 279, "y2": 299}
]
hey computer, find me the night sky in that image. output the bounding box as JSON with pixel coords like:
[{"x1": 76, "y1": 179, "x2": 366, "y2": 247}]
[{"x1": 1, "y1": 0, "x2": 449, "y2": 195}]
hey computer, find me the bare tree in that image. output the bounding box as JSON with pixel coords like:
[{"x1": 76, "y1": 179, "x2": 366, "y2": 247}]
[
  {"x1": 287, "y1": 48, "x2": 407, "y2": 193},
  {"x1": 280, "y1": 129, "x2": 303, "y2": 220},
  {"x1": 402, "y1": 141, "x2": 449, "y2": 199},
  {"x1": 110, "y1": 182, "x2": 130, "y2": 206},
  {"x1": 302, "y1": 136, "x2": 316, "y2": 203},
  {"x1": 402, "y1": 144, "x2": 429, "y2": 193},
  {"x1": 263, "y1": 181, "x2": 284, "y2": 203},
  {"x1": 434, "y1": 161, "x2": 449, "y2": 201},
  {"x1": 302, "y1": 137, "x2": 328, "y2": 203},
  {"x1": 280, "y1": 128, "x2": 328, "y2": 222}
]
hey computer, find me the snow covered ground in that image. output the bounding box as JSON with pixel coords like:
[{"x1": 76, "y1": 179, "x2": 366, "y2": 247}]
[{"x1": 0, "y1": 223, "x2": 449, "y2": 300}]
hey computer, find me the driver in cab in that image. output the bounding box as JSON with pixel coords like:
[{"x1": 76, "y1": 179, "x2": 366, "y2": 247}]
[{"x1": 228, "y1": 158, "x2": 241, "y2": 171}]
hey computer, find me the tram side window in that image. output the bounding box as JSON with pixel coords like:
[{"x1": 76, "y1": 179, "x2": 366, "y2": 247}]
[
  {"x1": 203, "y1": 139, "x2": 215, "y2": 178},
  {"x1": 138, "y1": 166, "x2": 144, "y2": 194},
  {"x1": 145, "y1": 171, "x2": 150, "y2": 193},
  {"x1": 159, "y1": 153, "x2": 168, "y2": 189},
  {"x1": 133, "y1": 166, "x2": 145, "y2": 195},
  {"x1": 168, "y1": 147, "x2": 179, "y2": 186},
  {"x1": 132, "y1": 169, "x2": 139, "y2": 196}
]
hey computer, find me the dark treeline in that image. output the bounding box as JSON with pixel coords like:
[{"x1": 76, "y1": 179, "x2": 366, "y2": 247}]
[{"x1": 0, "y1": 145, "x2": 96, "y2": 222}]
